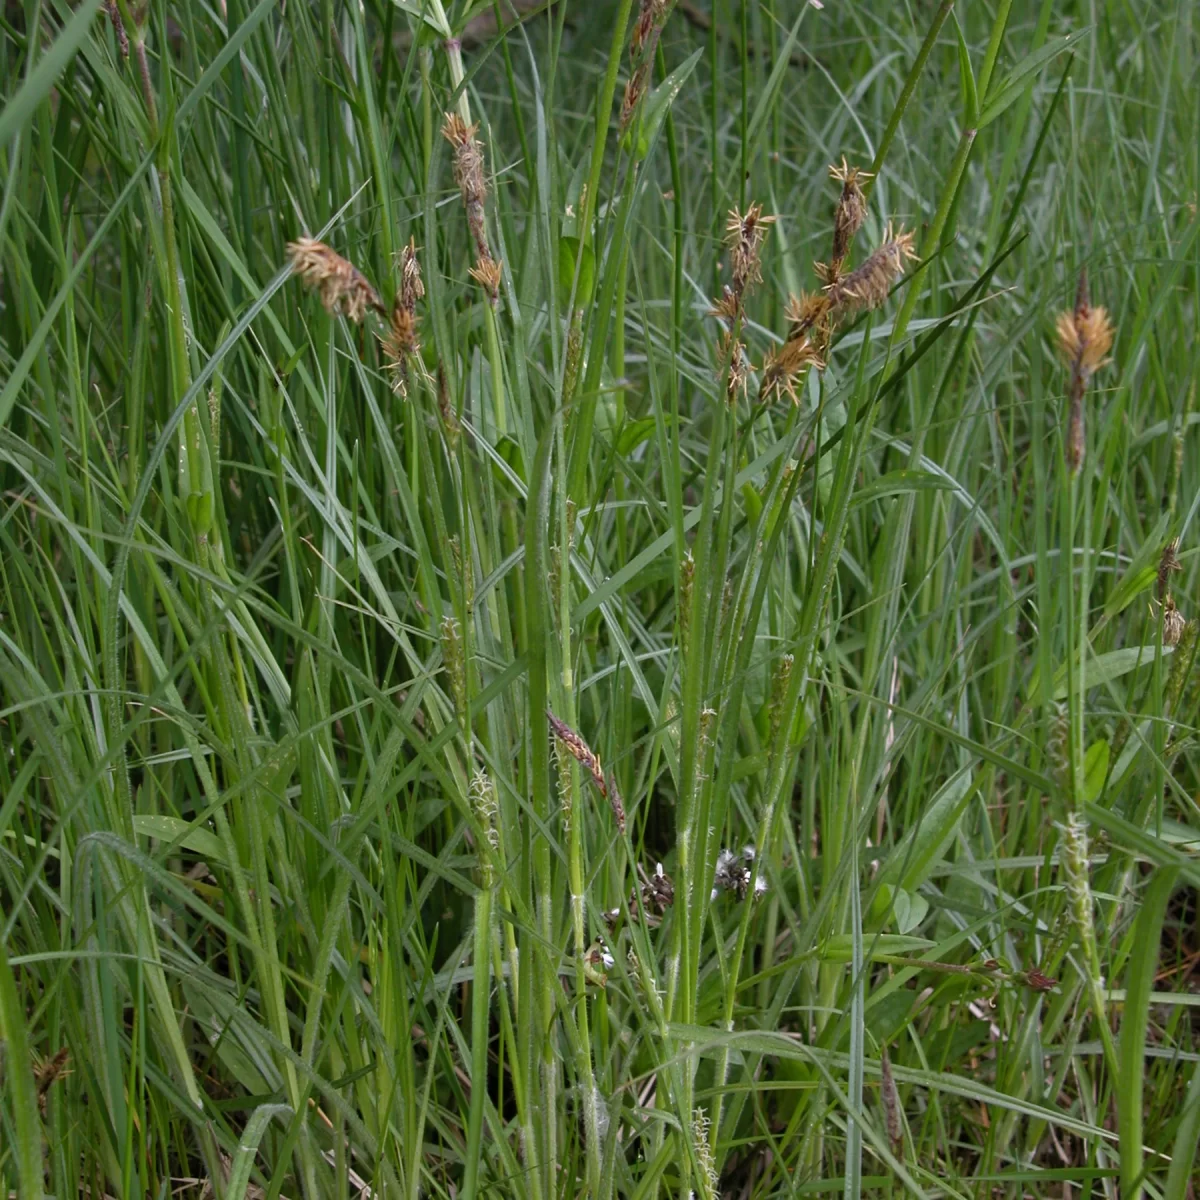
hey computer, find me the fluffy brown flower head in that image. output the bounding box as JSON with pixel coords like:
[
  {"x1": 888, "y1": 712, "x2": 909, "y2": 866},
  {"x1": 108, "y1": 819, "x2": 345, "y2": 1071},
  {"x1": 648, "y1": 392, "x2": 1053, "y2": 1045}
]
[
  {"x1": 828, "y1": 157, "x2": 871, "y2": 274},
  {"x1": 784, "y1": 289, "x2": 834, "y2": 352},
  {"x1": 469, "y1": 254, "x2": 503, "y2": 303},
  {"x1": 759, "y1": 335, "x2": 824, "y2": 405},
  {"x1": 1056, "y1": 268, "x2": 1115, "y2": 474},
  {"x1": 398, "y1": 237, "x2": 425, "y2": 311},
  {"x1": 827, "y1": 223, "x2": 917, "y2": 313},
  {"x1": 1055, "y1": 294, "x2": 1114, "y2": 381},
  {"x1": 379, "y1": 239, "x2": 425, "y2": 395},
  {"x1": 442, "y1": 112, "x2": 491, "y2": 261},
  {"x1": 707, "y1": 286, "x2": 740, "y2": 324},
  {"x1": 726, "y1": 203, "x2": 776, "y2": 304},
  {"x1": 1163, "y1": 594, "x2": 1186, "y2": 647},
  {"x1": 1158, "y1": 539, "x2": 1183, "y2": 602},
  {"x1": 287, "y1": 237, "x2": 384, "y2": 323}
]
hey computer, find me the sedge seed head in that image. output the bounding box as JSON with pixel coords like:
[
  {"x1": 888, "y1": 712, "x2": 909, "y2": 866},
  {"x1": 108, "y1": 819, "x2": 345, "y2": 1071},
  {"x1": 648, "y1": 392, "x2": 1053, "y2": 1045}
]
[
  {"x1": 469, "y1": 254, "x2": 503, "y2": 301},
  {"x1": 829, "y1": 157, "x2": 871, "y2": 268},
  {"x1": 1157, "y1": 539, "x2": 1183, "y2": 601},
  {"x1": 287, "y1": 237, "x2": 383, "y2": 323},
  {"x1": 827, "y1": 223, "x2": 917, "y2": 313}
]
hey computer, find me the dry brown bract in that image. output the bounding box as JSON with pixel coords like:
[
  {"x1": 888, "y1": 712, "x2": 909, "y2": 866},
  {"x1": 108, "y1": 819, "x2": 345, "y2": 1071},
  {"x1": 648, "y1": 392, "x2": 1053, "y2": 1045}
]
[{"x1": 287, "y1": 237, "x2": 383, "y2": 323}]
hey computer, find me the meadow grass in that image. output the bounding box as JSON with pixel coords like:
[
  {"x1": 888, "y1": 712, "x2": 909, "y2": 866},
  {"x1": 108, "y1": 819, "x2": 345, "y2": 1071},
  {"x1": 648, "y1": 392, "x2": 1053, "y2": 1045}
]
[{"x1": 1, "y1": 1, "x2": 1199, "y2": 1197}]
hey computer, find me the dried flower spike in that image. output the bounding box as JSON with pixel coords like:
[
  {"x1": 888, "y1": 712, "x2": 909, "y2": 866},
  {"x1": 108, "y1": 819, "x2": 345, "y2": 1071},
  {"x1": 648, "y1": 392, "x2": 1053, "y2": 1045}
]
[
  {"x1": 725, "y1": 203, "x2": 776, "y2": 305},
  {"x1": 547, "y1": 710, "x2": 624, "y2": 830},
  {"x1": 287, "y1": 237, "x2": 384, "y2": 323},
  {"x1": 1163, "y1": 594, "x2": 1186, "y2": 647},
  {"x1": 759, "y1": 336, "x2": 824, "y2": 405},
  {"x1": 1055, "y1": 268, "x2": 1115, "y2": 474},
  {"x1": 442, "y1": 111, "x2": 495, "y2": 273},
  {"x1": 379, "y1": 240, "x2": 424, "y2": 395},
  {"x1": 469, "y1": 254, "x2": 503, "y2": 302},
  {"x1": 828, "y1": 158, "x2": 871, "y2": 277},
  {"x1": 827, "y1": 223, "x2": 917, "y2": 313},
  {"x1": 1157, "y1": 539, "x2": 1182, "y2": 601}
]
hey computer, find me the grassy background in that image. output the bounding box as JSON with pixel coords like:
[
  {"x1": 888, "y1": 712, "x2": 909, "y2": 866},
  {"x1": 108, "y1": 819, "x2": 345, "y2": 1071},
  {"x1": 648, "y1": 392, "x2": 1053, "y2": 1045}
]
[{"x1": 2, "y1": 0, "x2": 1199, "y2": 1196}]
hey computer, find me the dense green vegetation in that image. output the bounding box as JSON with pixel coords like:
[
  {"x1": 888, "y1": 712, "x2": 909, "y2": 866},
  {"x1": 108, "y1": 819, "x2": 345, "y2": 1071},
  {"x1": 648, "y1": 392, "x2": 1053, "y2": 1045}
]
[{"x1": 1, "y1": 1, "x2": 1199, "y2": 1196}]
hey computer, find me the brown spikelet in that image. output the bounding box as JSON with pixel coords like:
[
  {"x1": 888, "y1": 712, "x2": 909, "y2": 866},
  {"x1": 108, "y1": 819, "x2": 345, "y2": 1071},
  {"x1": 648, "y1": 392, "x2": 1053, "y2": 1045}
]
[
  {"x1": 547, "y1": 711, "x2": 623, "y2": 828},
  {"x1": 442, "y1": 112, "x2": 492, "y2": 266},
  {"x1": 378, "y1": 239, "x2": 425, "y2": 395},
  {"x1": 785, "y1": 290, "x2": 833, "y2": 339},
  {"x1": 1157, "y1": 539, "x2": 1183, "y2": 601},
  {"x1": 631, "y1": 0, "x2": 669, "y2": 56},
  {"x1": 1163, "y1": 594, "x2": 1186, "y2": 647},
  {"x1": 469, "y1": 254, "x2": 503, "y2": 301},
  {"x1": 707, "y1": 286, "x2": 740, "y2": 322},
  {"x1": 34, "y1": 1047, "x2": 70, "y2": 1116},
  {"x1": 398, "y1": 237, "x2": 425, "y2": 310},
  {"x1": 759, "y1": 336, "x2": 824, "y2": 405},
  {"x1": 828, "y1": 158, "x2": 871, "y2": 277},
  {"x1": 880, "y1": 1048, "x2": 902, "y2": 1151},
  {"x1": 436, "y1": 365, "x2": 460, "y2": 448},
  {"x1": 725, "y1": 203, "x2": 775, "y2": 304},
  {"x1": 622, "y1": 0, "x2": 672, "y2": 133},
  {"x1": 287, "y1": 237, "x2": 384, "y2": 323},
  {"x1": 105, "y1": 1, "x2": 130, "y2": 58},
  {"x1": 1056, "y1": 268, "x2": 1115, "y2": 474},
  {"x1": 827, "y1": 224, "x2": 917, "y2": 313}
]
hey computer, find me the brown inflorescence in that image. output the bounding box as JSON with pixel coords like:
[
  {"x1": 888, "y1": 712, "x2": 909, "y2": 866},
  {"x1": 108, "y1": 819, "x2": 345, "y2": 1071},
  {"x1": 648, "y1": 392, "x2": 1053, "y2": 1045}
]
[
  {"x1": 826, "y1": 224, "x2": 917, "y2": 313},
  {"x1": 1055, "y1": 268, "x2": 1115, "y2": 474},
  {"x1": 621, "y1": 0, "x2": 673, "y2": 134},
  {"x1": 287, "y1": 237, "x2": 385, "y2": 323},
  {"x1": 709, "y1": 203, "x2": 775, "y2": 406},
  {"x1": 547, "y1": 711, "x2": 625, "y2": 832},
  {"x1": 379, "y1": 238, "x2": 425, "y2": 396},
  {"x1": 757, "y1": 167, "x2": 916, "y2": 406},
  {"x1": 828, "y1": 157, "x2": 871, "y2": 280},
  {"x1": 442, "y1": 112, "x2": 502, "y2": 302},
  {"x1": 1157, "y1": 539, "x2": 1182, "y2": 602}
]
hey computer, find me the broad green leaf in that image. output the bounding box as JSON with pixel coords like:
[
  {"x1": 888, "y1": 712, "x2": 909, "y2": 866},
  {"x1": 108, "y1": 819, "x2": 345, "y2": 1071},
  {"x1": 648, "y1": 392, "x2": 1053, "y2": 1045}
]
[
  {"x1": 818, "y1": 934, "x2": 934, "y2": 963},
  {"x1": 978, "y1": 30, "x2": 1088, "y2": 128},
  {"x1": 133, "y1": 814, "x2": 227, "y2": 864},
  {"x1": 1103, "y1": 513, "x2": 1172, "y2": 620},
  {"x1": 877, "y1": 763, "x2": 976, "y2": 893},
  {"x1": 0, "y1": 0, "x2": 103, "y2": 148},
  {"x1": 952, "y1": 10, "x2": 979, "y2": 128},
  {"x1": 1082, "y1": 740, "x2": 1110, "y2": 803},
  {"x1": 1030, "y1": 645, "x2": 1174, "y2": 704},
  {"x1": 624, "y1": 47, "x2": 703, "y2": 161},
  {"x1": 387, "y1": 0, "x2": 451, "y2": 37}
]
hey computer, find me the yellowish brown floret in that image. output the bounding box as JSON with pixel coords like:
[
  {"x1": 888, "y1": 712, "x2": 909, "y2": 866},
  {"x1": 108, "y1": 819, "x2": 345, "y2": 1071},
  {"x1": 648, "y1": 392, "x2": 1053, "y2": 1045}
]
[{"x1": 287, "y1": 237, "x2": 384, "y2": 323}]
